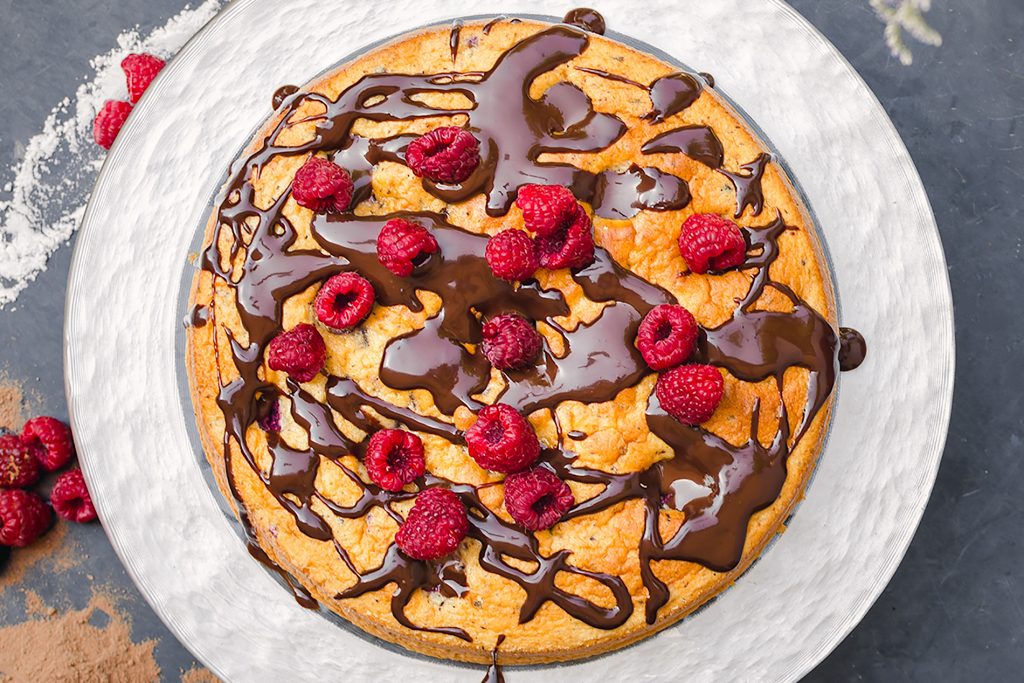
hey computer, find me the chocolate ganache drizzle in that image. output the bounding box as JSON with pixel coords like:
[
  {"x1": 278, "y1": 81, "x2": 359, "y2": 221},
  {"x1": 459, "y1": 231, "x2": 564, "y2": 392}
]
[{"x1": 195, "y1": 15, "x2": 862, "y2": 647}]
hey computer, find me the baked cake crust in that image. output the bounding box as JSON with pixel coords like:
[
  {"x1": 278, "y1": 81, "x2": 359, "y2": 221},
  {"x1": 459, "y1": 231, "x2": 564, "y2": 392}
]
[{"x1": 187, "y1": 16, "x2": 839, "y2": 666}]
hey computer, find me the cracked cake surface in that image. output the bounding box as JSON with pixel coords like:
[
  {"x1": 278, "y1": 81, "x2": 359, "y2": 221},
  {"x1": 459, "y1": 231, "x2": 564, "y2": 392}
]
[{"x1": 186, "y1": 14, "x2": 843, "y2": 666}]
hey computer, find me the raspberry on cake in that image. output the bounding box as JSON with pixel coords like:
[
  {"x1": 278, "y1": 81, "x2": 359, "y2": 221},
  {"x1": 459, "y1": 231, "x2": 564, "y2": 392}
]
[
  {"x1": 376, "y1": 218, "x2": 440, "y2": 277},
  {"x1": 291, "y1": 156, "x2": 354, "y2": 213},
  {"x1": 464, "y1": 404, "x2": 541, "y2": 473},
  {"x1": 655, "y1": 364, "x2": 725, "y2": 425},
  {"x1": 503, "y1": 466, "x2": 574, "y2": 531},
  {"x1": 266, "y1": 323, "x2": 326, "y2": 382},
  {"x1": 485, "y1": 229, "x2": 538, "y2": 281},
  {"x1": 364, "y1": 429, "x2": 426, "y2": 491},
  {"x1": 481, "y1": 313, "x2": 543, "y2": 370},
  {"x1": 395, "y1": 488, "x2": 468, "y2": 560},
  {"x1": 515, "y1": 184, "x2": 579, "y2": 237},
  {"x1": 314, "y1": 272, "x2": 375, "y2": 330},
  {"x1": 405, "y1": 126, "x2": 481, "y2": 184},
  {"x1": 535, "y1": 204, "x2": 595, "y2": 269},
  {"x1": 186, "y1": 13, "x2": 847, "y2": 667},
  {"x1": 636, "y1": 304, "x2": 699, "y2": 370},
  {"x1": 678, "y1": 213, "x2": 747, "y2": 273}
]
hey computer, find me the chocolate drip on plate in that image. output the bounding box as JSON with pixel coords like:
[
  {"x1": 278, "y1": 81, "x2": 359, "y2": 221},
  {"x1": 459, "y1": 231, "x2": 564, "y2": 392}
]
[
  {"x1": 562, "y1": 7, "x2": 606, "y2": 35},
  {"x1": 482, "y1": 635, "x2": 506, "y2": 683},
  {"x1": 272, "y1": 84, "x2": 299, "y2": 109},
  {"x1": 838, "y1": 327, "x2": 867, "y2": 371}
]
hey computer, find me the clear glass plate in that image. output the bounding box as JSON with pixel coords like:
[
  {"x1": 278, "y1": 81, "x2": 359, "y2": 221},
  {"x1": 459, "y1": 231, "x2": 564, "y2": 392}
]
[{"x1": 64, "y1": 1, "x2": 954, "y2": 681}]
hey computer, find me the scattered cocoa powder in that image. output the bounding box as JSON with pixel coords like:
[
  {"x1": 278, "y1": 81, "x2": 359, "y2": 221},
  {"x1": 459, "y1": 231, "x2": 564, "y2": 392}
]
[
  {"x1": 22, "y1": 590, "x2": 57, "y2": 618},
  {"x1": 181, "y1": 666, "x2": 222, "y2": 683},
  {"x1": 0, "y1": 590, "x2": 160, "y2": 682},
  {"x1": 0, "y1": 373, "x2": 44, "y2": 433}
]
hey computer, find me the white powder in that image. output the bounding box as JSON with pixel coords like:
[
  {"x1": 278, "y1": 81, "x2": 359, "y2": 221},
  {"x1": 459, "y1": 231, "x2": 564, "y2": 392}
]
[{"x1": 0, "y1": 0, "x2": 223, "y2": 307}]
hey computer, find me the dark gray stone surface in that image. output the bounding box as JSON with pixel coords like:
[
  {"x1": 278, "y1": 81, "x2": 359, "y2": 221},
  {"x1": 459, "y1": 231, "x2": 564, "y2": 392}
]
[{"x1": 0, "y1": 1, "x2": 1019, "y2": 680}]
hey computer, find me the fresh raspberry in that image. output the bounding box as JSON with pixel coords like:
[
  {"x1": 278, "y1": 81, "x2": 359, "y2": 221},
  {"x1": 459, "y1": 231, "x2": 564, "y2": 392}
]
[
  {"x1": 678, "y1": 213, "x2": 747, "y2": 274},
  {"x1": 395, "y1": 488, "x2": 468, "y2": 560},
  {"x1": 655, "y1": 364, "x2": 724, "y2": 425},
  {"x1": 50, "y1": 468, "x2": 97, "y2": 523},
  {"x1": 266, "y1": 323, "x2": 326, "y2": 382},
  {"x1": 121, "y1": 53, "x2": 165, "y2": 104},
  {"x1": 314, "y1": 272, "x2": 375, "y2": 330},
  {"x1": 0, "y1": 434, "x2": 41, "y2": 489},
  {"x1": 92, "y1": 100, "x2": 132, "y2": 150},
  {"x1": 503, "y1": 467, "x2": 574, "y2": 531},
  {"x1": 514, "y1": 184, "x2": 578, "y2": 237},
  {"x1": 485, "y1": 229, "x2": 538, "y2": 281},
  {"x1": 464, "y1": 404, "x2": 540, "y2": 473},
  {"x1": 364, "y1": 429, "x2": 426, "y2": 491},
  {"x1": 636, "y1": 304, "x2": 699, "y2": 371},
  {"x1": 21, "y1": 417, "x2": 74, "y2": 473},
  {"x1": 481, "y1": 314, "x2": 543, "y2": 370},
  {"x1": 535, "y1": 205, "x2": 595, "y2": 270},
  {"x1": 0, "y1": 490, "x2": 51, "y2": 547},
  {"x1": 405, "y1": 126, "x2": 480, "y2": 184},
  {"x1": 291, "y1": 156, "x2": 354, "y2": 213},
  {"x1": 376, "y1": 219, "x2": 440, "y2": 277}
]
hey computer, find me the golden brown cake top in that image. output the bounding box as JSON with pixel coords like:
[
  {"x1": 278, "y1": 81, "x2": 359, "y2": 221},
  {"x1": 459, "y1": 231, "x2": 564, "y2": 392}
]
[{"x1": 188, "y1": 10, "x2": 860, "y2": 665}]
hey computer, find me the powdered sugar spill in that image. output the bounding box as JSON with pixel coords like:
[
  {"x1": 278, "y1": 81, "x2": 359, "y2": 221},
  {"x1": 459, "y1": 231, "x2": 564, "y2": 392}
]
[{"x1": 0, "y1": 0, "x2": 222, "y2": 308}]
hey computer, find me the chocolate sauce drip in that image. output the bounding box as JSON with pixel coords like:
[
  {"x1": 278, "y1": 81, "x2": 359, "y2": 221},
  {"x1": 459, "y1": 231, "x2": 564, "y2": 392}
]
[
  {"x1": 718, "y1": 153, "x2": 772, "y2": 218},
  {"x1": 197, "y1": 23, "x2": 849, "y2": 640},
  {"x1": 450, "y1": 20, "x2": 464, "y2": 62},
  {"x1": 336, "y1": 543, "x2": 472, "y2": 641},
  {"x1": 562, "y1": 8, "x2": 606, "y2": 35},
  {"x1": 272, "y1": 84, "x2": 299, "y2": 109},
  {"x1": 330, "y1": 134, "x2": 409, "y2": 206},
  {"x1": 699, "y1": 72, "x2": 715, "y2": 88},
  {"x1": 567, "y1": 430, "x2": 587, "y2": 440},
  {"x1": 242, "y1": 510, "x2": 319, "y2": 610},
  {"x1": 187, "y1": 303, "x2": 209, "y2": 328},
  {"x1": 645, "y1": 73, "x2": 703, "y2": 124},
  {"x1": 642, "y1": 125, "x2": 725, "y2": 169},
  {"x1": 838, "y1": 327, "x2": 867, "y2": 371},
  {"x1": 482, "y1": 16, "x2": 506, "y2": 35},
  {"x1": 574, "y1": 66, "x2": 647, "y2": 90},
  {"x1": 482, "y1": 635, "x2": 506, "y2": 683}
]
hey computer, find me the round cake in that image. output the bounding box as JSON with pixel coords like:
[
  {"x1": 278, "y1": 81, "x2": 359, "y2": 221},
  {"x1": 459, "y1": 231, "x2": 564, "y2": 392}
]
[{"x1": 186, "y1": 11, "x2": 850, "y2": 667}]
